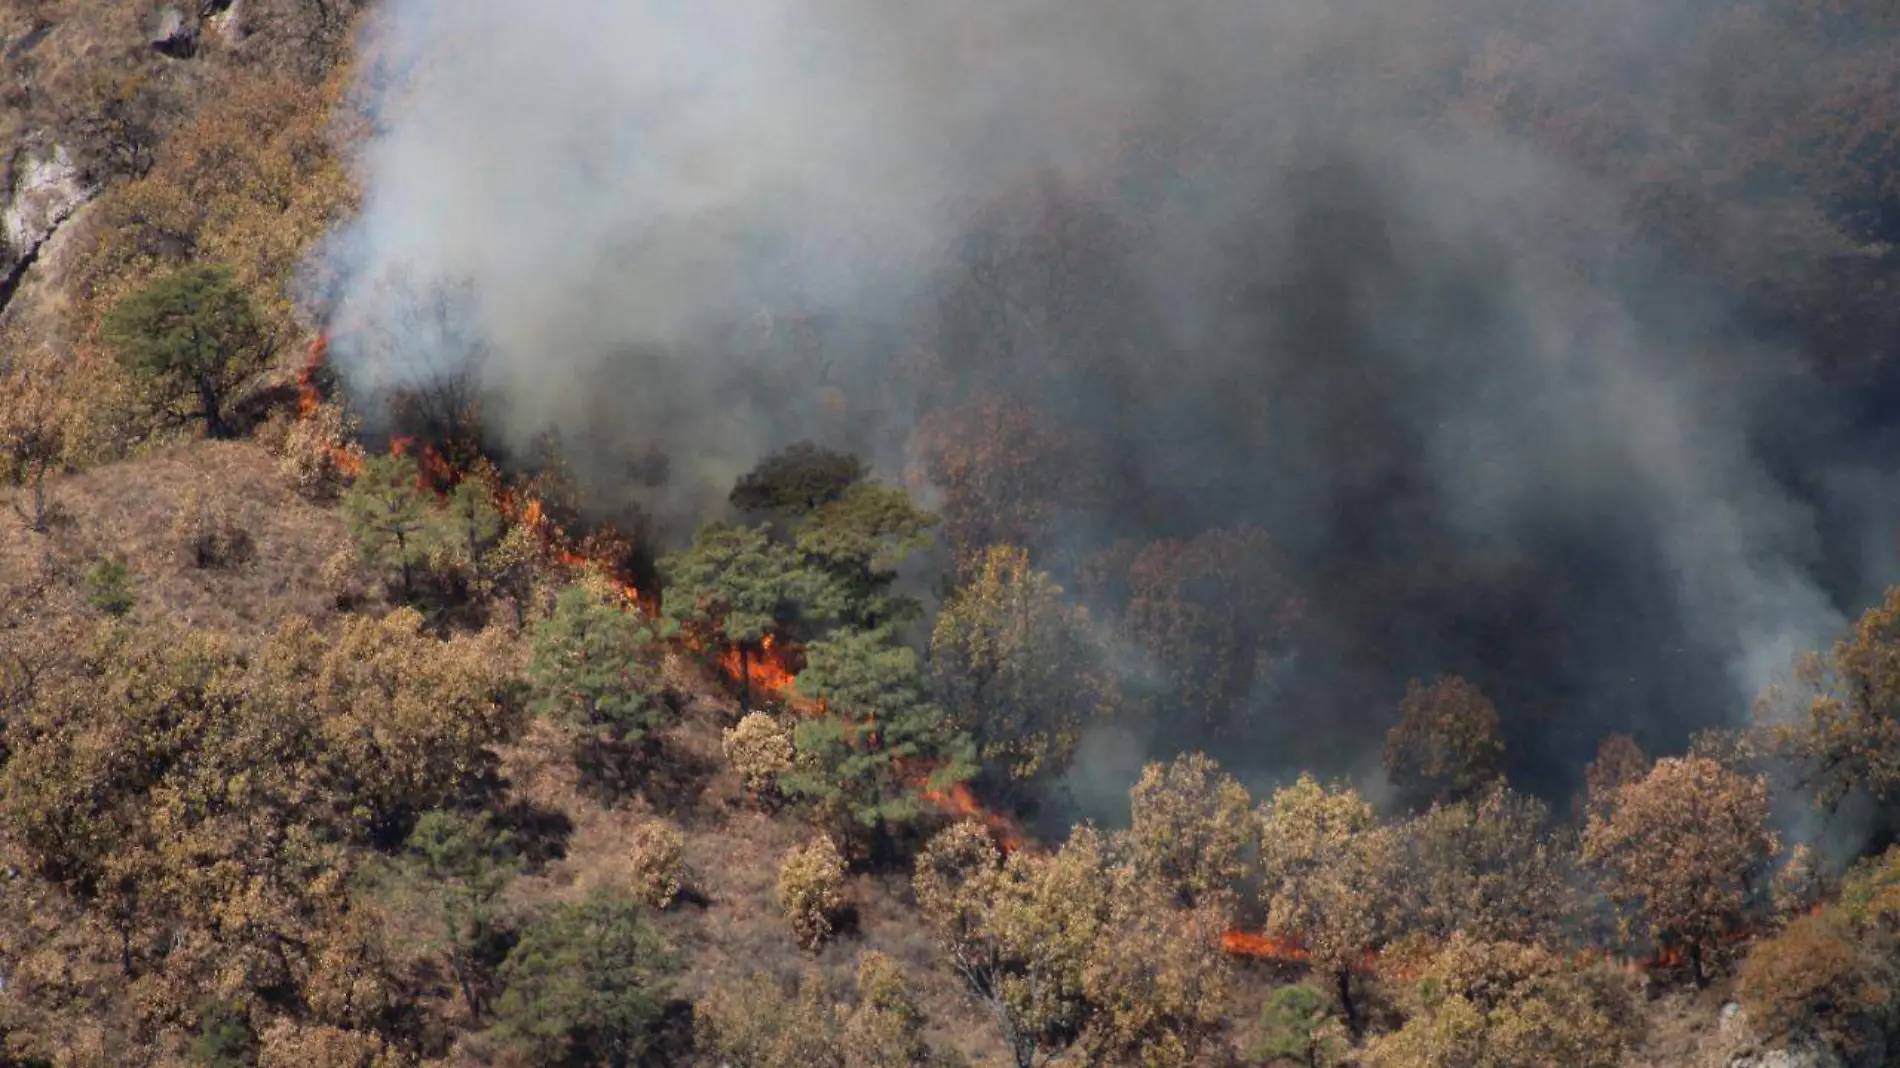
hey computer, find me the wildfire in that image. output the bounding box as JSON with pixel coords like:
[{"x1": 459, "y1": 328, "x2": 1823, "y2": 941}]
[
  {"x1": 296, "y1": 331, "x2": 647, "y2": 608},
  {"x1": 922, "y1": 782, "x2": 1028, "y2": 853},
  {"x1": 1220, "y1": 929, "x2": 1310, "y2": 962},
  {"x1": 716, "y1": 634, "x2": 808, "y2": 709},
  {"x1": 297, "y1": 331, "x2": 1028, "y2": 855}
]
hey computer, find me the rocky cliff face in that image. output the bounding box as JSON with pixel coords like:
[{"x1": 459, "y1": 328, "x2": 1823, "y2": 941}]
[{"x1": 1, "y1": 139, "x2": 93, "y2": 320}]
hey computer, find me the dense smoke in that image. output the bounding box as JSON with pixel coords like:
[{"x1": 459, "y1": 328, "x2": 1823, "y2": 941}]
[{"x1": 309, "y1": 0, "x2": 1900, "y2": 802}]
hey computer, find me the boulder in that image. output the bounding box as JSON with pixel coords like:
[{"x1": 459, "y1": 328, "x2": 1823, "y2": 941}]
[{"x1": 149, "y1": 6, "x2": 196, "y2": 58}]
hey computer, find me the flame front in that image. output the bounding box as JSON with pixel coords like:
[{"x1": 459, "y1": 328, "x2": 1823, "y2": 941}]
[
  {"x1": 1221, "y1": 929, "x2": 1310, "y2": 963},
  {"x1": 922, "y1": 782, "x2": 1027, "y2": 852}
]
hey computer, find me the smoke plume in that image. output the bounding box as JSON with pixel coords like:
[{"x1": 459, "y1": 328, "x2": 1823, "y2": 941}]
[{"x1": 309, "y1": 0, "x2": 1900, "y2": 799}]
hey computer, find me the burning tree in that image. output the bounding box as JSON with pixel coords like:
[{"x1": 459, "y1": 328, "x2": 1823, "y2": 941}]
[
  {"x1": 1583, "y1": 756, "x2": 1779, "y2": 985},
  {"x1": 660, "y1": 520, "x2": 838, "y2": 705}
]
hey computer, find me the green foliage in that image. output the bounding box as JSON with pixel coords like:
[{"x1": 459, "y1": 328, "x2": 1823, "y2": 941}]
[
  {"x1": 84, "y1": 557, "x2": 135, "y2": 617},
  {"x1": 1254, "y1": 985, "x2": 1345, "y2": 1067},
  {"x1": 528, "y1": 585, "x2": 667, "y2": 743},
  {"x1": 793, "y1": 482, "x2": 939, "y2": 629},
  {"x1": 730, "y1": 440, "x2": 867, "y2": 517},
  {"x1": 403, "y1": 809, "x2": 522, "y2": 1019},
  {"x1": 782, "y1": 627, "x2": 977, "y2": 835},
  {"x1": 491, "y1": 892, "x2": 682, "y2": 1068},
  {"x1": 187, "y1": 1000, "x2": 257, "y2": 1068},
  {"x1": 660, "y1": 521, "x2": 839, "y2": 646},
  {"x1": 100, "y1": 265, "x2": 274, "y2": 439},
  {"x1": 342, "y1": 454, "x2": 430, "y2": 600}
]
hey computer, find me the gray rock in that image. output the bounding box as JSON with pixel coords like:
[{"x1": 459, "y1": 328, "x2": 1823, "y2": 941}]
[
  {"x1": 149, "y1": 6, "x2": 196, "y2": 58},
  {"x1": 3, "y1": 143, "x2": 89, "y2": 259}
]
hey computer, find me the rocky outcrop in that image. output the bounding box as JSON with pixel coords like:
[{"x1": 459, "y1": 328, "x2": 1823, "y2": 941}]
[
  {"x1": 1, "y1": 141, "x2": 95, "y2": 322},
  {"x1": 149, "y1": 6, "x2": 196, "y2": 59}
]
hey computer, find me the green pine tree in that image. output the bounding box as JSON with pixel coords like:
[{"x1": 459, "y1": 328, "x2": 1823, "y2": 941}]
[
  {"x1": 101, "y1": 264, "x2": 275, "y2": 439},
  {"x1": 404, "y1": 809, "x2": 522, "y2": 1021},
  {"x1": 529, "y1": 586, "x2": 668, "y2": 793},
  {"x1": 782, "y1": 627, "x2": 977, "y2": 839},
  {"x1": 343, "y1": 454, "x2": 430, "y2": 599},
  {"x1": 659, "y1": 520, "x2": 843, "y2": 703},
  {"x1": 792, "y1": 481, "x2": 939, "y2": 629},
  {"x1": 491, "y1": 892, "x2": 682, "y2": 1068}
]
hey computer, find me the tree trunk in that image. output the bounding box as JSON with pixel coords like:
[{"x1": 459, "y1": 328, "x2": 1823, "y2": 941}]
[
  {"x1": 451, "y1": 951, "x2": 481, "y2": 1020},
  {"x1": 198, "y1": 374, "x2": 226, "y2": 438},
  {"x1": 1336, "y1": 968, "x2": 1359, "y2": 1038},
  {"x1": 396, "y1": 530, "x2": 413, "y2": 598}
]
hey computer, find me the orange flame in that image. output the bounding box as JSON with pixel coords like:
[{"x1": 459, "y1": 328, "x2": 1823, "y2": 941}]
[
  {"x1": 295, "y1": 332, "x2": 649, "y2": 609},
  {"x1": 717, "y1": 634, "x2": 805, "y2": 702},
  {"x1": 296, "y1": 334, "x2": 328, "y2": 417},
  {"x1": 921, "y1": 782, "x2": 1027, "y2": 852}
]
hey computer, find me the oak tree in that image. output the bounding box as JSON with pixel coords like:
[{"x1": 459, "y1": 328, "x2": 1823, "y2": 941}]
[
  {"x1": 930, "y1": 545, "x2": 1114, "y2": 787},
  {"x1": 1583, "y1": 757, "x2": 1779, "y2": 984},
  {"x1": 1383, "y1": 675, "x2": 1506, "y2": 808}
]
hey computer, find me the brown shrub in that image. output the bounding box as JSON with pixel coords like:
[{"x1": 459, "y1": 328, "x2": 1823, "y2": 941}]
[
  {"x1": 255, "y1": 1019, "x2": 409, "y2": 1068},
  {"x1": 1736, "y1": 909, "x2": 1893, "y2": 1055},
  {"x1": 778, "y1": 834, "x2": 848, "y2": 950},
  {"x1": 626, "y1": 818, "x2": 686, "y2": 909},
  {"x1": 319, "y1": 547, "x2": 364, "y2": 610},
  {"x1": 171, "y1": 477, "x2": 256, "y2": 569},
  {"x1": 277, "y1": 401, "x2": 362, "y2": 501}
]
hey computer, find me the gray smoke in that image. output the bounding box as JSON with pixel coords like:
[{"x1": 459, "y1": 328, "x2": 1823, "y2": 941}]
[{"x1": 310, "y1": 0, "x2": 1898, "y2": 795}]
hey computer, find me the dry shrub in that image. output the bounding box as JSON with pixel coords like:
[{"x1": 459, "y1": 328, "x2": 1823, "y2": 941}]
[
  {"x1": 278, "y1": 401, "x2": 361, "y2": 501},
  {"x1": 171, "y1": 478, "x2": 256, "y2": 569},
  {"x1": 627, "y1": 819, "x2": 686, "y2": 909},
  {"x1": 320, "y1": 548, "x2": 364, "y2": 609},
  {"x1": 725, "y1": 711, "x2": 795, "y2": 798},
  {"x1": 778, "y1": 834, "x2": 847, "y2": 950},
  {"x1": 696, "y1": 971, "x2": 844, "y2": 1068},
  {"x1": 256, "y1": 1019, "x2": 409, "y2": 1068},
  {"x1": 1736, "y1": 909, "x2": 1894, "y2": 1056}
]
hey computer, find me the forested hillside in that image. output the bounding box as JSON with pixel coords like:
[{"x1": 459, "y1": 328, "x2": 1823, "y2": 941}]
[{"x1": 5, "y1": 1, "x2": 1900, "y2": 1067}]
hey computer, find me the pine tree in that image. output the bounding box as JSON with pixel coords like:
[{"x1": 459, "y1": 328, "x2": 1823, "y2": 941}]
[
  {"x1": 782, "y1": 627, "x2": 976, "y2": 839},
  {"x1": 529, "y1": 586, "x2": 668, "y2": 796},
  {"x1": 403, "y1": 809, "x2": 522, "y2": 1020},
  {"x1": 101, "y1": 265, "x2": 275, "y2": 439},
  {"x1": 491, "y1": 893, "x2": 681, "y2": 1068},
  {"x1": 342, "y1": 454, "x2": 429, "y2": 599}
]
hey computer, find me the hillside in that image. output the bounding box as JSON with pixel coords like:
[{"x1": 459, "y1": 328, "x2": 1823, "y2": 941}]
[{"x1": 7, "y1": 1, "x2": 1900, "y2": 1068}]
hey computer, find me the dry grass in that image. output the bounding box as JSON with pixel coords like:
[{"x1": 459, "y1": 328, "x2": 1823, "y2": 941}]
[{"x1": 0, "y1": 438, "x2": 350, "y2": 634}]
